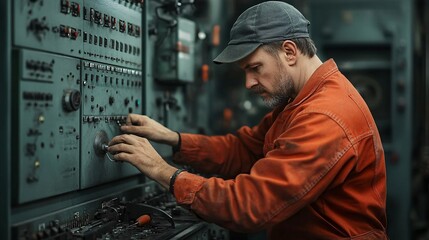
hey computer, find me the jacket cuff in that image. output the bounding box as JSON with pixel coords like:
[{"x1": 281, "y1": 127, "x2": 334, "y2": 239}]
[
  {"x1": 173, "y1": 171, "x2": 207, "y2": 205},
  {"x1": 173, "y1": 133, "x2": 194, "y2": 164}
]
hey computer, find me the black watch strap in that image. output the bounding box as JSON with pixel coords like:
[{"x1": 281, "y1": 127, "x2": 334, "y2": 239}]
[
  {"x1": 172, "y1": 131, "x2": 181, "y2": 154},
  {"x1": 169, "y1": 169, "x2": 186, "y2": 195}
]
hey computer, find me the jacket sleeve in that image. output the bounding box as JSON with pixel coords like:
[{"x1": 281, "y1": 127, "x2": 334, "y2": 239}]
[
  {"x1": 173, "y1": 109, "x2": 278, "y2": 178},
  {"x1": 173, "y1": 112, "x2": 357, "y2": 232}
]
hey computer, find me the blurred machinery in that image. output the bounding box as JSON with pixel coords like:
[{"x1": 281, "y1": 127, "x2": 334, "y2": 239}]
[
  {"x1": 411, "y1": 0, "x2": 429, "y2": 239},
  {"x1": 309, "y1": 0, "x2": 419, "y2": 239}
]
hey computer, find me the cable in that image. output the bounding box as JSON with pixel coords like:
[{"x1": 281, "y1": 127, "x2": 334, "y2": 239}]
[{"x1": 102, "y1": 144, "x2": 117, "y2": 162}]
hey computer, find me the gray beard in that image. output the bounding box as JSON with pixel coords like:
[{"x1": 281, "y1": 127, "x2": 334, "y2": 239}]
[{"x1": 252, "y1": 72, "x2": 295, "y2": 109}]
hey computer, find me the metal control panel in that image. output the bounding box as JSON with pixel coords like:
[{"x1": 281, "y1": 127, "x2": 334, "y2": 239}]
[
  {"x1": 14, "y1": 0, "x2": 142, "y2": 69},
  {"x1": 80, "y1": 60, "x2": 142, "y2": 188},
  {"x1": 1, "y1": 0, "x2": 224, "y2": 239},
  {"x1": 155, "y1": 17, "x2": 196, "y2": 83},
  {"x1": 14, "y1": 49, "x2": 81, "y2": 203},
  {"x1": 12, "y1": 0, "x2": 143, "y2": 203}
]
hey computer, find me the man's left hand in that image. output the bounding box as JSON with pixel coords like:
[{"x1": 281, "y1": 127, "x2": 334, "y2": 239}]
[{"x1": 107, "y1": 134, "x2": 177, "y2": 188}]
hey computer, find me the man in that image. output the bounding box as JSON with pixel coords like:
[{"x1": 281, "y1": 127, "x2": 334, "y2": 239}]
[{"x1": 108, "y1": 1, "x2": 388, "y2": 239}]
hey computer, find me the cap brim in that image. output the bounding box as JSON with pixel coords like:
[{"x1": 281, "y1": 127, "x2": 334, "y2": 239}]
[{"x1": 213, "y1": 43, "x2": 262, "y2": 64}]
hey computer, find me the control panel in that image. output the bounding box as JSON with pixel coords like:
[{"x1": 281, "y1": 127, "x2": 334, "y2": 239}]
[
  {"x1": 14, "y1": 49, "x2": 81, "y2": 203},
  {"x1": 12, "y1": 0, "x2": 144, "y2": 203},
  {"x1": 2, "y1": 0, "x2": 223, "y2": 239},
  {"x1": 80, "y1": 60, "x2": 142, "y2": 188},
  {"x1": 14, "y1": 0, "x2": 142, "y2": 69}
]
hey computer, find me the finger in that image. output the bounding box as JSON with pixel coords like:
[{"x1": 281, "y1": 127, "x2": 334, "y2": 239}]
[
  {"x1": 120, "y1": 125, "x2": 144, "y2": 134},
  {"x1": 109, "y1": 134, "x2": 127, "y2": 146},
  {"x1": 126, "y1": 114, "x2": 145, "y2": 126},
  {"x1": 109, "y1": 134, "x2": 138, "y2": 146},
  {"x1": 125, "y1": 134, "x2": 147, "y2": 145},
  {"x1": 112, "y1": 152, "x2": 132, "y2": 162},
  {"x1": 107, "y1": 143, "x2": 135, "y2": 154}
]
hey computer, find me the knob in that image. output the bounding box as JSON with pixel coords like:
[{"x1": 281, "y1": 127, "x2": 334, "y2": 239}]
[
  {"x1": 124, "y1": 98, "x2": 130, "y2": 106},
  {"x1": 63, "y1": 89, "x2": 81, "y2": 112},
  {"x1": 109, "y1": 96, "x2": 115, "y2": 105},
  {"x1": 94, "y1": 130, "x2": 109, "y2": 157}
]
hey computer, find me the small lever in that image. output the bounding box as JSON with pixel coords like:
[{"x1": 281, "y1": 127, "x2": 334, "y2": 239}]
[{"x1": 102, "y1": 144, "x2": 109, "y2": 152}]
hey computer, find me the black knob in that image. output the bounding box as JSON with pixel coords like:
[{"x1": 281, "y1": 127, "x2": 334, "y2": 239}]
[
  {"x1": 109, "y1": 96, "x2": 115, "y2": 105},
  {"x1": 63, "y1": 89, "x2": 81, "y2": 112},
  {"x1": 124, "y1": 98, "x2": 130, "y2": 106}
]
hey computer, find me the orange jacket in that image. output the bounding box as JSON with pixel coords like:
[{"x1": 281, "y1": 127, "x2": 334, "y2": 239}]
[{"x1": 173, "y1": 59, "x2": 387, "y2": 239}]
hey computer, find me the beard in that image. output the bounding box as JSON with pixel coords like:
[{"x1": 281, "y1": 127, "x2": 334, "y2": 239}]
[{"x1": 251, "y1": 70, "x2": 295, "y2": 109}]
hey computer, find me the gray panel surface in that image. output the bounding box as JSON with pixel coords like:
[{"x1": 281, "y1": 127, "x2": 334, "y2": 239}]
[
  {"x1": 14, "y1": 0, "x2": 84, "y2": 57},
  {"x1": 80, "y1": 61, "x2": 142, "y2": 188},
  {"x1": 16, "y1": 49, "x2": 81, "y2": 203},
  {"x1": 82, "y1": 0, "x2": 143, "y2": 69}
]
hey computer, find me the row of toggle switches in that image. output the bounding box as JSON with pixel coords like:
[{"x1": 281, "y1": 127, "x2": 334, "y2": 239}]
[
  {"x1": 82, "y1": 115, "x2": 128, "y2": 124},
  {"x1": 83, "y1": 61, "x2": 142, "y2": 76}
]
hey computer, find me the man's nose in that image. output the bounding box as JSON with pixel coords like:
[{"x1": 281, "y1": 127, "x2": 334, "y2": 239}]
[{"x1": 245, "y1": 74, "x2": 258, "y2": 89}]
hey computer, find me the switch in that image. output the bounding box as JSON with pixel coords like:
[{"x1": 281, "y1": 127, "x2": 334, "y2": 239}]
[
  {"x1": 45, "y1": 93, "x2": 53, "y2": 101},
  {"x1": 34, "y1": 159, "x2": 40, "y2": 168},
  {"x1": 90, "y1": 8, "x2": 95, "y2": 22},
  {"x1": 70, "y1": 28, "x2": 79, "y2": 40},
  {"x1": 135, "y1": 26, "x2": 141, "y2": 37},
  {"x1": 23, "y1": 91, "x2": 34, "y2": 100},
  {"x1": 104, "y1": 14, "x2": 110, "y2": 27},
  {"x1": 28, "y1": 18, "x2": 49, "y2": 39},
  {"x1": 71, "y1": 2, "x2": 80, "y2": 17},
  {"x1": 127, "y1": 22, "x2": 134, "y2": 35},
  {"x1": 83, "y1": 7, "x2": 88, "y2": 20},
  {"x1": 26, "y1": 60, "x2": 36, "y2": 70},
  {"x1": 119, "y1": 20, "x2": 126, "y2": 32},
  {"x1": 111, "y1": 16, "x2": 117, "y2": 29},
  {"x1": 63, "y1": 89, "x2": 81, "y2": 112},
  {"x1": 41, "y1": 62, "x2": 52, "y2": 72},
  {"x1": 26, "y1": 143, "x2": 37, "y2": 156},
  {"x1": 60, "y1": 0, "x2": 71, "y2": 14},
  {"x1": 38, "y1": 115, "x2": 45, "y2": 124}
]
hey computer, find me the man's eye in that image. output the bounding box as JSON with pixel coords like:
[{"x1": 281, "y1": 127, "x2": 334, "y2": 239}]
[{"x1": 251, "y1": 65, "x2": 261, "y2": 72}]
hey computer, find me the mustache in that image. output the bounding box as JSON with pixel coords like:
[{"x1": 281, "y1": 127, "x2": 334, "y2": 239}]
[{"x1": 251, "y1": 85, "x2": 265, "y2": 95}]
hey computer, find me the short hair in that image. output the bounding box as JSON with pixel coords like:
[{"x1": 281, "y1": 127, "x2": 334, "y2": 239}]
[{"x1": 261, "y1": 38, "x2": 317, "y2": 58}]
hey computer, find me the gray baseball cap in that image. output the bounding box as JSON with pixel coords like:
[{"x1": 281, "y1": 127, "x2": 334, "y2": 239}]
[{"x1": 213, "y1": 1, "x2": 310, "y2": 64}]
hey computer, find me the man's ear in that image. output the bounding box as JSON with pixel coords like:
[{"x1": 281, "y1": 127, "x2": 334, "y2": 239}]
[{"x1": 282, "y1": 40, "x2": 298, "y2": 65}]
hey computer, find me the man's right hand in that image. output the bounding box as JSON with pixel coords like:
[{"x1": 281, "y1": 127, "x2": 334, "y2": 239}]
[{"x1": 120, "y1": 114, "x2": 179, "y2": 146}]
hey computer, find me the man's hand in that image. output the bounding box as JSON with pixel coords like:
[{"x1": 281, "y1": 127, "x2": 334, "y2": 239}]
[
  {"x1": 121, "y1": 114, "x2": 179, "y2": 146},
  {"x1": 107, "y1": 134, "x2": 177, "y2": 188}
]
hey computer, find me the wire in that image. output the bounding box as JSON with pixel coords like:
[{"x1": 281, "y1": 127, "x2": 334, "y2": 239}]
[
  {"x1": 106, "y1": 152, "x2": 116, "y2": 162},
  {"x1": 102, "y1": 144, "x2": 117, "y2": 162}
]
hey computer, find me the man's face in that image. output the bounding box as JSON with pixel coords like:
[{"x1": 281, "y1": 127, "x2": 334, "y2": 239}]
[{"x1": 239, "y1": 47, "x2": 295, "y2": 108}]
